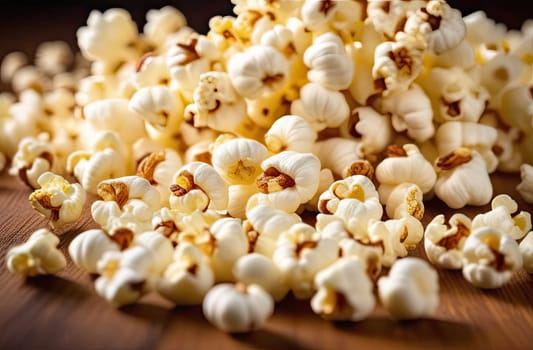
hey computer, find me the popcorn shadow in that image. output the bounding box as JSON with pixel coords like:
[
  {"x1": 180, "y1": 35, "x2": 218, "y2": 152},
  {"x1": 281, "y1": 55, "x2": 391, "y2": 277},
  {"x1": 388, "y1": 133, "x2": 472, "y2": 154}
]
[
  {"x1": 232, "y1": 329, "x2": 315, "y2": 350},
  {"x1": 333, "y1": 317, "x2": 476, "y2": 347},
  {"x1": 120, "y1": 302, "x2": 173, "y2": 323},
  {"x1": 25, "y1": 274, "x2": 92, "y2": 302}
]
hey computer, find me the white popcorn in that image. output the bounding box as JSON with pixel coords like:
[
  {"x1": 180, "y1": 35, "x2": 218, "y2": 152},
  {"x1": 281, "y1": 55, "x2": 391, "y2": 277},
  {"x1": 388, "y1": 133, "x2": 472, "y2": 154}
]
[
  {"x1": 517, "y1": 164, "x2": 533, "y2": 203},
  {"x1": 404, "y1": 0, "x2": 466, "y2": 54},
  {"x1": 246, "y1": 87, "x2": 295, "y2": 129},
  {"x1": 67, "y1": 132, "x2": 128, "y2": 194},
  {"x1": 383, "y1": 183, "x2": 425, "y2": 220},
  {"x1": 366, "y1": 0, "x2": 426, "y2": 39},
  {"x1": 434, "y1": 148, "x2": 493, "y2": 209},
  {"x1": 472, "y1": 194, "x2": 531, "y2": 241},
  {"x1": 273, "y1": 223, "x2": 338, "y2": 299},
  {"x1": 349, "y1": 106, "x2": 392, "y2": 155},
  {"x1": 462, "y1": 226, "x2": 523, "y2": 289},
  {"x1": 35, "y1": 41, "x2": 73, "y2": 75},
  {"x1": 318, "y1": 175, "x2": 381, "y2": 218},
  {"x1": 29, "y1": 172, "x2": 86, "y2": 228},
  {"x1": 244, "y1": 205, "x2": 302, "y2": 257},
  {"x1": 339, "y1": 237, "x2": 384, "y2": 280},
  {"x1": 134, "y1": 231, "x2": 174, "y2": 275},
  {"x1": 183, "y1": 139, "x2": 213, "y2": 164},
  {"x1": 498, "y1": 84, "x2": 533, "y2": 134},
  {"x1": 167, "y1": 34, "x2": 219, "y2": 99},
  {"x1": 264, "y1": 115, "x2": 317, "y2": 154},
  {"x1": 1, "y1": 51, "x2": 27, "y2": 83},
  {"x1": 260, "y1": 24, "x2": 298, "y2": 60},
  {"x1": 203, "y1": 283, "x2": 274, "y2": 333},
  {"x1": 303, "y1": 32, "x2": 353, "y2": 90},
  {"x1": 373, "y1": 33, "x2": 426, "y2": 95},
  {"x1": 419, "y1": 66, "x2": 489, "y2": 123},
  {"x1": 144, "y1": 6, "x2": 187, "y2": 48},
  {"x1": 227, "y1": 184, "x2": 258, "y2": 219},
  {"x1": 254, "y1": 151, "x2": 321, "y2": 213},
  {"x1": 136, "y1": 149, "x2": 183, "y2": 207},
  {"x1": 384, "y1": 215, "x2": 425, "y2": 257},
  {"x1": 435, "y1": 121, "x2": 499, "y2": 173},
  {"x1": 92, "y1": 176, "x2": 160, "y2": 231},
  {"x1": 431, "y1": 40, "x2": 475, "y2": 69},
  {"x1": 463, "y1": 11, "x2": 506, "y2": 48},
  {"x1": 9, "y1": 134, "x2": 55, "y2": 189},
  {"x1": 380, "y1": 84, "x2": 435, "y2": 143},
  {"x1": 519, "y1": 232, "x2": 533, "y2": 273},
  {"x1": 6, "y1": 228, "x2": 66, "y2": 276},
  {"x1": 77, "y1": 8, "x2": 139, "y2": 66},
  {"x1": 313, "y1": 138, "x2": 362, "y2": 178},
  {"x1": 169, "y1": 162, "x2": 228, "y2": 213},
  {"x1": 304, "y1": 168, "x2": 335, "y2": 212},
  {"x1": 378, "y1": 257, "x2": 439, "y2": 320},
  {"x1": 128, "y1": 86, "x2": 183, "y2": 134},
  {"x1": 157, "y1": 242, "x2": 215, "y2": 305},
  {"x1": 212, "y1": 138, "x2": 268, "y2": 185},
  {"x1": 11, "y1": 66, "x2": 50, "y2": 94},
  {"x1": 191, "y1": 71, "x2": 247, "y2": 133},
  {"x1": 75, "y1": 74, "x2": 119, "y2": 106},
  {"x1": 290, "y1": 82, "x2": 350, "y2": 131},
  {"x1": 376, "y1": 144, "x2": 437, "y2": 197},
  {"x1": 133, "y1": 54, "x2": 171, "y2": 88},
  {"x1": 69, "y1": 229, "x2": 120, "y2": 273},
  {"x1": 228, "y1": 45, "x2": 289, "y2": 99},
  {"x1": 480, "y1": 53, "x2": 525, "y2": 99},
  {"x1": 95, "y1": 246, "x2": 156, "y2": 306},
  {"x1": 311, "y1": 257, "x2": 375, "y2": 321},
  {"x1": 424, "y1": 213, "x2": 472, "y2": 269},
  {"x1": 82, "y1": 98, "x2": 146, "y2": 146},
  {"x1": 233, "y1": 253, "x2": 289, "y2": 301}
]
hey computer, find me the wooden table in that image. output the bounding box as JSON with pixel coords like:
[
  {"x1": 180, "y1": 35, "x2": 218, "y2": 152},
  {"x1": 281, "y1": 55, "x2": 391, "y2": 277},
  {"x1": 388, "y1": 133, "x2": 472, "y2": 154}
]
[
  {"x1": 1, "y1": 171, "x2": 532, "y2": 350},
  {"x1": 1, "y1": 1, "x2": 532, "y2": 349}
]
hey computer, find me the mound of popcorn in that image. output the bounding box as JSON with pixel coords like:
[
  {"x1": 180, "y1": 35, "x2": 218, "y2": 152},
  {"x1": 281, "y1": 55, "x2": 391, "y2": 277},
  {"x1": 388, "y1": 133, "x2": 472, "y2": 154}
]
[{"x1": 3, "y1": 0, "x2": 533, "y2": 332}]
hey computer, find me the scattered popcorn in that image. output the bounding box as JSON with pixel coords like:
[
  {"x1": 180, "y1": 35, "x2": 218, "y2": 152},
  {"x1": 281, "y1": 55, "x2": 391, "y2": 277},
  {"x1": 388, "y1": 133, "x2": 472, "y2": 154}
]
[
  {"x1": 378, "y1": 257, "x2": 439, "y2": 320},
  {"x1": 2, "y1": 0, "x2": 533, "y2": 333},
  {"x1": 462, "y1": 226, "x2": 523, "y2": 289},
  {"x1": 311, "y1": 257, "x2": 375, "y2": 322},
  {"x1": 202, "y1": 282, "x2": 274, "y2": 333},
  {"x1": 29, "y1": 172, "x2": 87, "y2": 228},
  {"x1": 6, "y1": 228, "x2": 66, "y2": 276}
]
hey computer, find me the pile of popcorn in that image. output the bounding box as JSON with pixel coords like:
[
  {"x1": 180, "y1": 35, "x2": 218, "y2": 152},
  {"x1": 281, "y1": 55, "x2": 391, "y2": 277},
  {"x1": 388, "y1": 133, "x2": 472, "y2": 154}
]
[{"x1": 2, "y1": 0, "x2": 533, "y2": 332}]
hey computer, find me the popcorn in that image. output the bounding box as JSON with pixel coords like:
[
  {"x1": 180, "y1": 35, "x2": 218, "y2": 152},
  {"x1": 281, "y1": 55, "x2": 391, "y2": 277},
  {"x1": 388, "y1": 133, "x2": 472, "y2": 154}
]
[
  {"x1": 136, "y1": 149, "x2": 183, "y2": 207},
  {"x1": 424, "y1": 213, "x2": 472, "y2": 269},
  {"x1": 190, "y1": 71, "x2": 247, "y2": 133},
  {"x1": 156, "y1": 241, "x2": 215, "y2": 305},
  {"x1": 519, "y1": 231, "x2": 533, "y2": 273},
  {"x1": 366, "y1": 0, "x2": 426, "y2": 39},
  {"x1": 6, "y1": 228, "x2": 66, "y2": 276},
  {"x1": 95, "y1": 246, "x2": 156, "y2": 306},
  {"x1": 227, "y1": 45, "x2": 289, "y2": 99},
  {"x1": 29, "y1": 172, "x2": 87, "y2": 228},
  {"x1": 378, "y1": 257, "x2": 439, "y2": 320},
  {"x1": 290, "y1": 82, "x2": 350, "y2": 131},
  {"x1": 462, "y1": 226, "x2": 523, "y2": 289},
  {"x1": 253, "y1": 151, "x2": 321, "y2": 213},
  {"x1": 1, "y1": 51, "x2": 28, "y2": 83},
  {"x1": 404, "y1": 0, "x2": 466, "y2": 54},
  {"x1": 313, "y1": 138, "x2": 362, "y2": 178},
  {"x1": 273, "y1": 223, "x2": 338, "y2": 299},
  {"x1": 211, "y1": 138, "x2": 268, "y2": 185},
  {"x1": 244, "y1": 205, "x2": 302, "y2": 257},
  {"x1": 517, "y1": 164, "x2": 533, "y2": 203},
  {"x1": 434, "y1": 148, "x2": 493, "y2": 208},
  {"x1": 169, "y1": 162, "x2": 228, "y2": 213},
  {"x1": 233, "y1": 253, "x2": 289, "y2": 301},
  {"x1": 311, "y1": 257, "x2": 375, "y2": 321},
  {"x1": 202, "y1": 282, "x2": 274, "y2": 333},
  {"x1": 9, "y1": 134, "x2": 55, "y2": 189},
  {"x1": 338, "y1": 236, "x2": 384, "y2": 280},
  {"x1": 133, "y1": 54, "x2": 171, "y2": 88},
  {"x1": 134, "y1": 231, "x2": 174, "y2": 275},
  {"x1": 383, "y1": 183, "x2": 425, "y2": 220},
  {"x1": 375, "y1": 144, "x2": 437, "y2": 197},
  {"x1": 348, "y1": 106, "x2": 392, "y2": 155},
  {"x1": 143, "y1": 6, "x2": 187, "y2": 48},
  {"x1": 264, "y1": 115, "x2": 317, "y2": 154},
  {"x1": 380, "y1": 84, "x2": 435, "y2": 143},
  {"x1": 303, "y1": 32, "x2": 353, "y2": 90},
  {"x1": 471, "y1": 194, "x2": 531, "y2": 240},
  {"x1": 128, "y1": 86, "x2": 184, "y2": 133},
  {"x1": 68, "y1": 229, "x2": 120, "y2": 273},
  {"x1": 35, "y1": 41, "x2": 73, "y2": 75},
  {"x1": 166, "y1": 34, "x2": 219, "y2": 100}
]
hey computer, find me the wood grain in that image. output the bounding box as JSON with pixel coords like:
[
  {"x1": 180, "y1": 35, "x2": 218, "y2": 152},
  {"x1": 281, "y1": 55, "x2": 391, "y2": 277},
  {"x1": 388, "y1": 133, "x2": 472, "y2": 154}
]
[{"x1": 1, "y1": 171, "x2": 532, "y2": 350}]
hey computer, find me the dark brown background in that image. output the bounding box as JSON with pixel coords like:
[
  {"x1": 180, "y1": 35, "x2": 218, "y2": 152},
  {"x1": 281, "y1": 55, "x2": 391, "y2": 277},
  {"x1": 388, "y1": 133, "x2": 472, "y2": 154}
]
[{"x1": 1, "y1": 1, "x2": 533, "y2": 350}]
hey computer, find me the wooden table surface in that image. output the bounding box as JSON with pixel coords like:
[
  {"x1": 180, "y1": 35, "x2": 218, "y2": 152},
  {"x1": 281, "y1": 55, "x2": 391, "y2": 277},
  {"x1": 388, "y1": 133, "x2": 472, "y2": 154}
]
[{"x1": 1, "y1": 1, "x2": 532, "y2": 349}]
